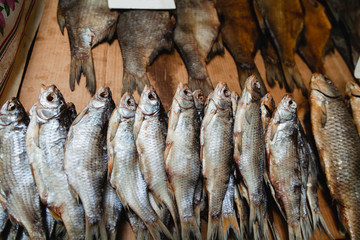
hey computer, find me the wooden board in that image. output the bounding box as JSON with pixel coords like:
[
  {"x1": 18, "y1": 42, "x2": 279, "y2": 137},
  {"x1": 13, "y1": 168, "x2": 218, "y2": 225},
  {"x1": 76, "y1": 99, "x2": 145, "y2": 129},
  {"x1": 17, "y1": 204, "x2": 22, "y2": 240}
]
[{"x1": 17, "y1": 0, "x2": 354, "y2": 239}]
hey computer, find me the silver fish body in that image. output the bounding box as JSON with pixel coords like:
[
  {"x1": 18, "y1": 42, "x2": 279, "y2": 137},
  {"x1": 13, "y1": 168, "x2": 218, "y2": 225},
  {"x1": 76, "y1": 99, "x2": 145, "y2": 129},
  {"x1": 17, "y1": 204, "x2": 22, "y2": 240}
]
[
  {"x1": 64, "y1": 87, "x2": 115, "y2": 239},
  {"x1": 200, "y1": 82, "x2": 233, "y2": 240},
  {"x1": 134, "y1": 86, "x2": 179, "y2": 239},
  {"x1": 165, "y1": 83, "x2": 202, "y2": 240},
  {"x1": 107, "y1": 93, "x2": 172, "y2": 240},
  {"x1": 0, "y1": 98, "x2": 47, "y2": 240},
  {"x1": 261, "y1": 93, "x2": 275, "y2": 135},
  {"x1": 25, "y1": 85, "x2": 85, "y2": 240}
]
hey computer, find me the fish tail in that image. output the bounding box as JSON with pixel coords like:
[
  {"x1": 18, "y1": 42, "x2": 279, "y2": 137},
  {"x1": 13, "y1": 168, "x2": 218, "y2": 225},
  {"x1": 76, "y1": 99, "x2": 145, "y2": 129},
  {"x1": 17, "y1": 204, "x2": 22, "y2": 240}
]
[
  {"x1": 98, "y1": 220, "x2": 108, "y2": 240},
  {"x1": 162, "y1": 194, "x2": 180, "y2": 240},
  {"x1": 266, "y1": 218, "x2": 280, "y2": 240},
  {"x1": 121, "y1": 71, "x2": 150, "y2": 95},
  {"x1": 311, "y1": 209, "x2": 333, "y2": 238},
  {"x1": 281, "y1": 62, "x2": 308, "y2": 97},
  {"x1": 288, "y1": 224, "x2": 302, "y2": 240},
  {"x1": 188, "y1": 76, "x2": 213, "y2": 97},
  {"x1": 300, "y1": 213, "x2": 313, "y2": 240},
  {"x1": 69, "y1": 52, "x2": 96, "y2": 96},
  {"x1": 207, "y1": 216, "x2": 220, "y2": 240},
  {"x1": 145, "y1": 219, "x2": 173, "y2": 240},
  {"x1": 85, "y1": 218, "x2": 100, "y2": 240},
  {"x1": 219, "y1": 212, "x2": 241, "y2": 240},
  {"x1": 136, "y1": 225, "x2": 148, "y2": 240},
  {"x1": 180, "y1": 219, "x2": 202, "y2": 240},
  {"x1": 206, "y1": 33, "x2": 225, "y2": 63},
  {"x1": 249, "y1": 204, "x2": 269, "y2": 240},
  {"x1": 263, "y1": 59, "x2": 285, "y2": 89},
  {"x1": 108, "y1": 229, "x2": 117, "y2": 240}
]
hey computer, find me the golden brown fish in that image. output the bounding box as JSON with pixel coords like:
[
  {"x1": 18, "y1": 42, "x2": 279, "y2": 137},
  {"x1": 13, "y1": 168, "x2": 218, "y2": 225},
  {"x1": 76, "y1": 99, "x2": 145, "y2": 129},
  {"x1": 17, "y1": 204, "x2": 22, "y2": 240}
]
[
  {"x1": 310, "y1": 73, "x2": 360, "y2": 239},
  {"x1": 254, "y1": 0, "x2": 308, "y2": 96},
  {"x1": 0, "y1": 98, "x2": 47, "y2": 239},
  {"x1": 200, "y1": 82, "x2": 233, "y2": 239},
  {"x1": 134, "y1": 86, "x2": 180, "y2": 239},
  {"x1": 265, "y1": 95, "x2": 311, "y2": 240},
  {"x1": 117, "y1": 10, "x2": 174, "y2": 95},
  {"x1": 165, "y1": 83, "x2": 202, "y2": 240},
  {"x1": 215, "y1": 0, "x2": 267, "y2": 96},
  {"x1": 298, "y1": 0, "x2": 332, "y2": 73},
  {"x1": 25, "y1": 85, "x2": 85, "y2": 240},
  {"x1": 174, "y1": 0, "x2": 222, "y2": 96},
  {"x1": 346, "y1": 81, "x2": 360, "y2": 134},
  {"x1": 64, "y1": 87, "x2": 115, "y2": 239},
  {"x1": 233, "y1": 75, "x2": 272, "y2": 240},
  {"x1": 57, "y1": 0, "x2": 119, "y2": 95}
]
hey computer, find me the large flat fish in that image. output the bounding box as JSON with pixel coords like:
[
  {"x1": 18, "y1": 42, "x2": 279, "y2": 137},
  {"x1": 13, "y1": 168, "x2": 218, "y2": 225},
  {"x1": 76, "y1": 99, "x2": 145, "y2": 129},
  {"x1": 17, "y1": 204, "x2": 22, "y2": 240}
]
[
  {"x1": 164, "y1": 83, "x2": 202, "y2": 240},
  {"x1": 64, "y1": 87, "x2": 115, "y2": 239},
  {"x1": 25, "y1": 85, "x2": 85, "y2": 240},
  {"x1": 117, "y1": 10, "x2": 174, "y2": 95},
  {"x1": 233, "y1": 75, "x2": 272, "y2": 240},
  {"x1": 0, "y1": 98, "x2": 47, "y2": 239},
  {"x1": 346, "y1": 81, "x2": 360, "y2": 134},
  {"x1": 200, "y1": 82, "x2": 233, "y2": 240},
  {"x1": 254, "y1": 0, "x2": 308, "y2": 96},
  {"x1": 215, "y1": 0, "x2": 267, "y2": 96},
  {"x1": 57, "y1": 0, "x2": 119, "y2": 95},
  {"x1": 298, "y1": 0, "x2": 332, "y2": 73},
  {"x1": 174, "y1": 0, "x2": 223, "y2": 96},
  {"x1": 310, "y1": 73, "x2": 360, "y2": 239},
  {"x1": 108, "y1": 93, "x2": 173, "y2": 240},
  {"x1": 134, "y1": 86, "x2": 180, "y2": 239}
]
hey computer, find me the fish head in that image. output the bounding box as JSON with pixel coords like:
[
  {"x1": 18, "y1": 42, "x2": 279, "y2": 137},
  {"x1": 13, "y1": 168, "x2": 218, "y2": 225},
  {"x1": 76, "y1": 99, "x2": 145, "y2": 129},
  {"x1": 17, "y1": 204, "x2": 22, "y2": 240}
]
[
  {"x1": 243, "y1": 75, "x2": 262, "y2": 103},
  {"x1": 139, "y1": 85, "x2": 161, "y2": 116},
  {"x1": 0, "y1": 98, "x2": 28, "y2": 127},
  {"x1": 212, "y1": 82, "x2": 232, "y2": 110},
  {"x1": 310, "y1": 74, "x2": 342, "y2": 101},
  {"x1": 90, "y1": 87, "x2": 114, "y2": 109},
  {"x1": 261, "y1": 93, "x2": 275, "y2": 115},
  {"x1": 193, "y1": 89, "x2": 205, "y2": 111},
  {"x1": 174, "y1": 83, "x2": 194, "y2": 109},
  {"x1": 346, "y1": 81, "x2": 360, "y2": 97},
  {"x1": 119, "y1": 92, "x2": 137, "y2": 119},
  {"x1": 276, "y1": 94, "x2": 297, "y2": 122},
  {"x1": 39, "y1": 85, "x2": 65, "y2": 109}
]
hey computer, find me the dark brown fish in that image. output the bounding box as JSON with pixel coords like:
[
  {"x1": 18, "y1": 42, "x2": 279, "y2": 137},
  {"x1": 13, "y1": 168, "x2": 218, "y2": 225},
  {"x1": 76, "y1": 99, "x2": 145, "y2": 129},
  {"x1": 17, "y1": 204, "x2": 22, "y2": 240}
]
[
  {"x1": 57, "y1": 0, "x2": 119, "y2": 95},
  {"x1": 265, "y1": 95, "x2": 311, "y2": 240},
  {"x1": 298, "y1": 0, "x2": 332, "y2": 73},
  {"x1": 64, "y1": 87, "x2": 115, "y2": 239},
  {"x1": 254, "y1": 0, "x2": 308, "y2": 96},
  {"x1": 260, "y1": 38, "x2": 285, "y2": 88},
  {"x1": 174, "y1": 0, "x2": 223, "y2": 96},
  {"x1": 0, "y1": 98, "x2": 47, "y2": 239},
  {"x1": 215, "y1": 0, "x2": 267, "y2": 96},
  {"x1": 310, "y1": 73, "x2": 360, "y2": 239},
  {"x1": 25, "y1": 85, "x2": 85, "y2": 240},
  {"x1": 117, "y1": 11, "x2": 174, "y2": 95},
  {"x1": 201, "y1": 82, "x2": 233, "y2": 239}
]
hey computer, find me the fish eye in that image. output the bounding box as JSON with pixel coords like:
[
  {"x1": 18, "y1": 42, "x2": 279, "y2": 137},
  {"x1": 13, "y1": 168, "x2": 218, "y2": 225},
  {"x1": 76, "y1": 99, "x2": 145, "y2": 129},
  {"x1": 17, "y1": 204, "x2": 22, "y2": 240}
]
[
  {"x1": 223, "y1": 88, "x2": 230, "y2": 97},
  {"x1": 198, "y1": 95, "x2": 204, "y2": 101},
  {"x1": 252, "y1": 81, "x2": 260, "y2": 89},
  {"x1": 148, "y1": 92, "x2": 156, "y2": 101},
  {"x1": 184, "y1": 88, "x2": 191, "y2": 96},
  {"x1": 47, "y1": 94, "x2": 54, "y2": 102},
  {"x1": 289, "y1": 100, "x2": 293, "y2": 105},
  {"x1": 127, "y1": 98, "x2": 135, "y2": 106},
  {"x1": 100, "y1": 91, "x2": 108, "y2": 98},
  {"x1": 8, "y1": 103, "x2": 15, "y2": 111}
]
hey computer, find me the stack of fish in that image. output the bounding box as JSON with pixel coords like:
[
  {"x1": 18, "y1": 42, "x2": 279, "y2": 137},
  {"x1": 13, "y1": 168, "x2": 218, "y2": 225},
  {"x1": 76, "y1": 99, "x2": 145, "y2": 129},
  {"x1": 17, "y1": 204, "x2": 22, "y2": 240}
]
[{"x1": 1, "y1": 73, "x2": 359, "y2": 239}]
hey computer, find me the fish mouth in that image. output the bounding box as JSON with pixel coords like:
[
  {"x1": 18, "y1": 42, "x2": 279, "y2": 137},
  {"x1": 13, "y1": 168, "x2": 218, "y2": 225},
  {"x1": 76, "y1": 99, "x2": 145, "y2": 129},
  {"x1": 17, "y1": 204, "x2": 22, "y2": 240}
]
[
  {"x1": 97, "y1": 87, "x2": 112, "y2": 100},
  {"x1": 120, "y1": 93, "x2": 137, "y2": 112},
  {"x1": 178, "y1": 83, "x2": 193, "y2": 102},
  {"x1": 193, "y1": 90, "x2": 205, "y2": 105},
  {"x1": 312, "y1": 88, "x2": 341, "y2": 99},
  {"x1": 346, "y1": 82, "x2": 360, "y2": 97},
  {"x1": 1, "y1": 98, "x2": 18, "y2": 114},
  {"x1": 310, "y1": 74, "x2": 341, "y2": 99},
  {"x1": 215, "y1": 82, "x2": 231, "y2": 102}
]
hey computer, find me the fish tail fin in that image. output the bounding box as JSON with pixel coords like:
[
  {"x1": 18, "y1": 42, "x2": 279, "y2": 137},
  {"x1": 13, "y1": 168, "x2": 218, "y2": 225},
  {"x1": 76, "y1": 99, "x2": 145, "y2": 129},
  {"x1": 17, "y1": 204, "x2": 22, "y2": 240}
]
[
  {"x1": 85, "y1": 219, "x2": 99, "y2": 240},
  {"x1": 300, "y1": 213, "x2": 313, "y2": 240},
  {"x1": 219, "y1": 212, "x2": 241, "y2": 240},
  {"x1": 263, "y1": 58, "x2": 285, "y2": 89},
  {"x1": 145, "y1": 219, "x2": 173, "y2": 240},
  {"x1": 56, "y1": 4, "x2": 65, "y2": 35},
  {"x1": 237, "y1": 66, "x2": 267, "y2": 96},
  {"x1": 281, "y1": 62, "x2": 308, "y2": 97},
  {"x1": 136, "y1": 225, "x2": 148, "y2": 240},
  {"x1": 98, "y1": 220, "x2": 108, "y2": 240},
  {"x1": 249, "y1": 204, "x2": 269, "y2": 240},
  {"x1": 181, "y1": 220, "x2": 202, "y2": 240},
  {"x1": 109, "y1": 230, "x2": 117, "y2": 240},
  {"x1": 206, "y1": 33, "x2": 225, "y2": 63},
  {"x1": 188, "y1": 76, "x2": 213, "y2": 97},
  {"x1": 266, "y1": 218, "x2": 280, "y2": 240},
  {"x1": 311, "y1": 209, "x2": 334, "y2": 239},
  {"x1": 207, "y1": 216, "x2": 220, "y2": 240},
  {"x1": 162, "y1": 193, "x2": 180, "y2": 240},
  {"x1": 288, "y1": 224, "x2": 302, "y2": 240},
  {"x1": 121, "y1": 71, "x2": 149, "y2": 95},
  {"x1": 69, "y1": 52, "x2": 96, "y2": 96}
]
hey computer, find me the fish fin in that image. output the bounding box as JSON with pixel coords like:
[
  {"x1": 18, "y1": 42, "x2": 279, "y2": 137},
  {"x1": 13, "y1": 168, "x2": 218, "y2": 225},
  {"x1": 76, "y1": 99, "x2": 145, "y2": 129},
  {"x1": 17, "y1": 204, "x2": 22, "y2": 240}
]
[
  {"x1": 133, "y1": 109, "x2": 144, "y2": 141},
  {"x1": 56, "y1": 4, "x2": 65, "y2": 35},
  {"x1": 108, "y1": 229, "x2": 117, "y2": 240},
  {"x1": 121, "y1": 71, "x2": 150, "y2": 96},
  {"x1": 69, "y1": 51, "x2": 96, "y2": 96},
  {"x1": 206, "y1": 33, "x2": 225, "y2": 63},
  {"x1": 288, "y1": 224, "x2": 302, "y2": 240},
  {"x1": 310, "y1": 207, "x2": 334, "y2": 239},
  {"x1": 181, "y1": 220, "x2": 202, "y2": 240},
  {"x1": 85, "y1": 219, "x2": 99, "y2": 240},
  {"x1": 234, "y1": 186, "x2": 249, "y2": 238},
  {"x1": 136, "y1": 226, "x2": 147, "y2": 240},
  {"x1": 200, "y1": 107, "x2": 216, "y2": 145},
  {"x1": 264, "y1": 172, "x2": 286, "y2": 219},
  {"x1": 98, "y1": 221, "x2": 108, "y2": 240},
  {"x1": 320, "y1": 101, "x2": 327, "y2": 128},
  {"x1": 219, "y1": 212, "x2": 241, "y2": 240},
  {"x1": 145, "y1": 219, "x2": 173, "y2": 240},
  {"x1": 245, "y1": 109, "x2": 252, "y2": 125},
  {"x1": 25, "y1": 117, "x2": 41, "y2": 165},
  {"x1": 188, "y1": 76, "x2": 213, "y2": 97},
  {"x1": 300, "y1": 211, "x2": 312, "y2": 240},
  {"x1": 281, "y1": 62, "x2": 308, "y2": 97},
  {"x1": 261, "y1": 47, "x2": 285, "y2": 89},
  {"x1": 267, "y1": 218, "x2": 280, "y2": 240},
  {"x1": 193, "y1": 179, "x2": 203, "y2": 228},
  {"x1": 252, "y1": 1, "x2": 266, "y2": 35},
  {"x1": 249, "y1": 202, "x2": 270, "y2": 240},
  {"x1": 71, "y1": 107, "x2": 89, "y2": 126},
  {"x1": 207, "y1": 216, "x2": 220, "y2": 240},
  {"x1": 107, "y1": 110, "x2": 121, "y2": 179}
]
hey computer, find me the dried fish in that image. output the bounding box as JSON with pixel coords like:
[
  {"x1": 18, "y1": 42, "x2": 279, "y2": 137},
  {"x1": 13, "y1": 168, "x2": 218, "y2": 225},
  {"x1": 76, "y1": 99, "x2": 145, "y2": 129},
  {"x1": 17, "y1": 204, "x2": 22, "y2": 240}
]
[
  {"x1": 261, "y1": 93, "x2": 275, "y2": 135},
  {"x1": 346, "y1": 81, "x2": 360, "y2": 134}
]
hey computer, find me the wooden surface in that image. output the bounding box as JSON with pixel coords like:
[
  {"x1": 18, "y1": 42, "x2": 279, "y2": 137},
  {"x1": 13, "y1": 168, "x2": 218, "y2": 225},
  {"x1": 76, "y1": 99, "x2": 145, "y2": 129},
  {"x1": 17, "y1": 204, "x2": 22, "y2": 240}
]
[{"x1": 16, "y1": 0, "x2": 355, "y2": 239}]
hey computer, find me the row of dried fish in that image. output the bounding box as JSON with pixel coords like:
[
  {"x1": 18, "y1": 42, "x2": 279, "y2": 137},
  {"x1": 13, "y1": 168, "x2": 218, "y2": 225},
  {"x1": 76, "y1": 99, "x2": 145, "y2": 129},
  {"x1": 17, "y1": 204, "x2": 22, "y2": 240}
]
[
  {"x1": 57, "y1": 0, "x2": 360, "y2": 98},
  {"x1": 0, "y1": 74, "x2": 359, "y2": 239}
]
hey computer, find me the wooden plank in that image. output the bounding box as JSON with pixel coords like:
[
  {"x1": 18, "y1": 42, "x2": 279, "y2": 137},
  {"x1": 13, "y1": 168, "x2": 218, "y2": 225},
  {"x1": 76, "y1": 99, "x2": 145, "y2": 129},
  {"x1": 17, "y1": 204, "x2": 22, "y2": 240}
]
[{"x1": 17, "y1": 0, "x2": 354, "y2": 239}]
